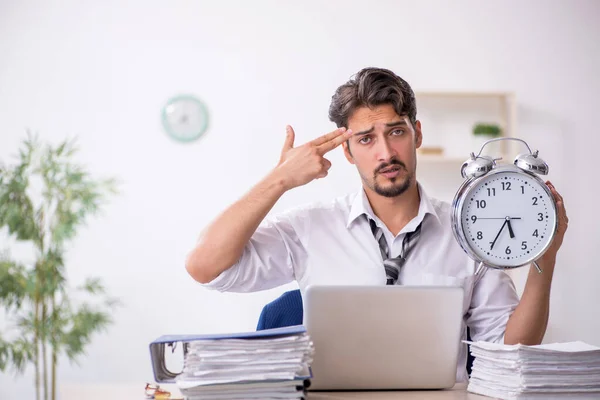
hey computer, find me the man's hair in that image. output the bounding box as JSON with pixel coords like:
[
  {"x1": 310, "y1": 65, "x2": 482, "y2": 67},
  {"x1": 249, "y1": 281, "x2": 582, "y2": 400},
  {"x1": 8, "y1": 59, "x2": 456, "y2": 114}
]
[{"x1": 328, "y1": 67, "x2": 417, "y2": 128}]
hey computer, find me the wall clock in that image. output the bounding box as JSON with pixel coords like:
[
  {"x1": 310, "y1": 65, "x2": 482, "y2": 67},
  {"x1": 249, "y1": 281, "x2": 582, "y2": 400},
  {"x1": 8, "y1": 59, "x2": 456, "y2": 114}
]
[{"x1": 161, "y1": 95, "x2": 209, "y2": 143}]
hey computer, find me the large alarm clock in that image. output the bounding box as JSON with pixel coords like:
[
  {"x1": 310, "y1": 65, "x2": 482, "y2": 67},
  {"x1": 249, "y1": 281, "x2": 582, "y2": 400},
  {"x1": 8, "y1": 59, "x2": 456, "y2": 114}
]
[{"x1": 451, "y1": 138, "x2": 557, "y2": 273}]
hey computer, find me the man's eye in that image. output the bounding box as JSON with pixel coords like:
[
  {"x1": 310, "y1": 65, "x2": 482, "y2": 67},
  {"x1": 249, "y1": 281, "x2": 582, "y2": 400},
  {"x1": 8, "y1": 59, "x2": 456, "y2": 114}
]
[
  {"x1": 358, "y1": 136, "x2": 371, "y2": 144},
  {"x1": 391, "y1": 129, "x2": 404, "y2": 136}
]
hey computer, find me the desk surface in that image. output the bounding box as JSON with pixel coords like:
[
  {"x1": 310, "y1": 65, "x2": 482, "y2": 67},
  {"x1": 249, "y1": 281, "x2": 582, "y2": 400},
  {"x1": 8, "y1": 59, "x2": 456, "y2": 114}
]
[
  {"x1": 307, "y1": 384, "x2": 490, "y2": 399},
  {"x1": 59, "y1": 382, "x2": 492, "y2": 400}
]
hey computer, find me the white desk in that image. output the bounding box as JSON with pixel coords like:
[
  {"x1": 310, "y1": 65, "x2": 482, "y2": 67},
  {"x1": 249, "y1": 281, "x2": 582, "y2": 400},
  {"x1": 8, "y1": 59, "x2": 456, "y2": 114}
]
[
  {"x1": 307, "y1": 384, "x2": 491, "y2": 399},
  {"x1": 60, "y1": 383, "x2": 492, "y2": 400}
]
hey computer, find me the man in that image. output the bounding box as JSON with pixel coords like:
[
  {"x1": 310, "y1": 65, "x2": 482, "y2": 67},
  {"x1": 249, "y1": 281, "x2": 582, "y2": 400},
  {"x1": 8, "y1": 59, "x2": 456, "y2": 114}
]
[{"x1": 185, "y1": 67, "x2": 568, "y2": 382}]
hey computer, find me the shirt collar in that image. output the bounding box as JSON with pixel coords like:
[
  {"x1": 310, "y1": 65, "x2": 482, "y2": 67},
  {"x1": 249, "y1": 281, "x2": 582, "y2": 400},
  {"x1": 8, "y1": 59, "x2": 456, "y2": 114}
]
[{"x1": 346, "y1": 183, "x2": 442, "y2": 230}]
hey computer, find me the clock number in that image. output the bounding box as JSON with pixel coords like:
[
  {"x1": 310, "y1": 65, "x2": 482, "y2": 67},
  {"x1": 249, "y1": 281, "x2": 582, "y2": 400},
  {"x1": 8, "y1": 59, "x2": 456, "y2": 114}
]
[
  {"x1": 487, "y1": 188, "x2": 496, "y2": 197},
  {"x1": 476, "y1": 200, "x2": 487, "y2": 209},
  {"x1": 505, "y1": 246, "x2": 511, "y2": 255},
  {"x1": 537, "y1": 213, "x2": 544, "y2": 221},
  {"x1": 502, "y1": 182, "x2": 512, "y2": 191},
  {"x1": 471, "y1": 215, "x2": 477, "y2": 223},
  {"x1": 532, "y1": 197, "x2": 538, "y2": 206},
  {"x1": 521, "y1": 185, "x2": 525, "y2": 194},
  {"x1": 521, "y1": 241, "x2": 528, "y2": 250},
  {"x1": 533, "y1": 229, "x2": 539, "y2": 237},
  {"x1": 477, "y1": 231, "x2": 483, "y2": 240}
]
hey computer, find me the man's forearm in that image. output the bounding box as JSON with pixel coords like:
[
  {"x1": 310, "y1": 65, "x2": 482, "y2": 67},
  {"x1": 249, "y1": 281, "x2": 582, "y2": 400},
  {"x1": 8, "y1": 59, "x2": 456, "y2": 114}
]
[
  {"x1": 185, "y1": 170, "x2": 289, "y2": 284},
  {"x1": 504, "y1": 256, "x2": 556, "y2": 345}
]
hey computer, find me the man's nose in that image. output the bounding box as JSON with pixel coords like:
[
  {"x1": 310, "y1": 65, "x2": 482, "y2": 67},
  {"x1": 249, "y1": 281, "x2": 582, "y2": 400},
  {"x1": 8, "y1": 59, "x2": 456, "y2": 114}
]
[{"x1": 376, "y1": 137, "x2": 397, "y2": 162}]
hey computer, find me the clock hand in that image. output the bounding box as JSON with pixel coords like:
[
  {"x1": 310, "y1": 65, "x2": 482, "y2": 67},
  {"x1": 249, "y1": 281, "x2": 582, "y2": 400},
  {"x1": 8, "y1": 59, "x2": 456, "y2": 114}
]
[
  {"x1": 490, "y1": 220, "x2": 507, "y2": 250},
  {"x1": 477, "y1": 217, "x2": 522, "y2": 220},
  {"x1": 506, "y1": 218, "x2": 515, "y2": 239}
]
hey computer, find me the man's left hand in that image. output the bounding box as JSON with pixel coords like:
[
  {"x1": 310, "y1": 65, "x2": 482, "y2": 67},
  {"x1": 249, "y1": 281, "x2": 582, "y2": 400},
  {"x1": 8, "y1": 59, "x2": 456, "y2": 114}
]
[{"x1": 542, "y1": 181, "x2": 568, "y2": 261}]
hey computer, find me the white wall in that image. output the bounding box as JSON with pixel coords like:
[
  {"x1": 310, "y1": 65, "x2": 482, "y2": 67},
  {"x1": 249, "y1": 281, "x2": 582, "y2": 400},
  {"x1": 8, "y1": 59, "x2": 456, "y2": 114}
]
[{"x1": 1, "y1": 0, "x2": 599, "y2": 398}]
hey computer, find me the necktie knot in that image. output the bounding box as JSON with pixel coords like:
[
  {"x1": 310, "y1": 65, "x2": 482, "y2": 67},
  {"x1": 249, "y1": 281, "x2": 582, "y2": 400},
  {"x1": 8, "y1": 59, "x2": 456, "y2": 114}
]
[{"x1": 368, "y1": 217, "x2": 422, "y2": 285}]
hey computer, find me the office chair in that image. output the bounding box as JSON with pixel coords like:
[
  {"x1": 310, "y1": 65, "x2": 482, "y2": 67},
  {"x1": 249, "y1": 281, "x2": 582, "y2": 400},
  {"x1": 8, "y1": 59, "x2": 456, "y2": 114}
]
[
  {"x1": 256, "y1": 289, "x2": 303, "y2": 330},
  {"x1": 256, "y1": 289, "x2": 475, "y2": 376}
]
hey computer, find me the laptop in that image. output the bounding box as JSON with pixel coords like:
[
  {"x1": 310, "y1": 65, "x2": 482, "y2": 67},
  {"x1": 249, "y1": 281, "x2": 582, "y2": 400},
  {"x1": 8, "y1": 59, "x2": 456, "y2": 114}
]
[{"x1": 303, "y1": 285, "x2": 463, "y2": 391}]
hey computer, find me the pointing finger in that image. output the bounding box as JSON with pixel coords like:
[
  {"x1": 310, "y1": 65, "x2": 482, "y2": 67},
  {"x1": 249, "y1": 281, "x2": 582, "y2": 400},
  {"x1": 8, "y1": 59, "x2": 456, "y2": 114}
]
[
  {"x1": 310, "y1": 127, "x2": 347, "y2": 146},
  {"x1": 317, "y1": 129, "x2": 353, "y2": 155}
]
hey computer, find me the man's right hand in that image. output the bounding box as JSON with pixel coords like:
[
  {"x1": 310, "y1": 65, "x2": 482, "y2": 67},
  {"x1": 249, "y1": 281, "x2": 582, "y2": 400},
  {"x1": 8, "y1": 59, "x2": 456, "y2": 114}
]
[
  {"x1": 186, "y1": 125, "x2": 352, "y2": 284},
  {"x1": 274, "y1": 125, "x2": 353, "y2": 190}
]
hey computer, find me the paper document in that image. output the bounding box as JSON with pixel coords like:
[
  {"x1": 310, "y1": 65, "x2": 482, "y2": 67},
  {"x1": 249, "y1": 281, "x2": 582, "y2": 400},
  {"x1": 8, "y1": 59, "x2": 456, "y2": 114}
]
[{"x1": 465, "y1": 341, "x2": 600, "y2": 400}]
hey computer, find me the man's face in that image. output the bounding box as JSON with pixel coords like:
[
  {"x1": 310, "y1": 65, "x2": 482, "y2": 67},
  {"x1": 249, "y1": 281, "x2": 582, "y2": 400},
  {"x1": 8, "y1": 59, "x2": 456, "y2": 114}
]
[{"x1": 343, "y1": 104, "x2": 422, "y2": 198}]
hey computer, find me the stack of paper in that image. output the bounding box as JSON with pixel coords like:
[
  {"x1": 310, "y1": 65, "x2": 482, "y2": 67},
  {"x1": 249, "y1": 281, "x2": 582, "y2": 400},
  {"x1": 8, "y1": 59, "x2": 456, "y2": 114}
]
[
  {"x1": 466, "y1": 341, "x2": 600, "y2": 400},
  {"x1": 173, "y1": 326, "x2": 314, "y2": 400}
]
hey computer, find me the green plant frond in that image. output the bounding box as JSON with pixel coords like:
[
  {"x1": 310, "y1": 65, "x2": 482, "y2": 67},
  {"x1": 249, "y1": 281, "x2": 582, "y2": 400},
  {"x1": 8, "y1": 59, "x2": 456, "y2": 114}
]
[
  {"x1": 0, "y1": 335, "x2": 35, "y2": 373},
  {"x1": 15, "y1": 311, "x2": 37, "y2": 333},
  {"x1": 0, "y1": 163, "x2": 6, "y2": 185},
  {"x1": 0, "y1": 336, "x2": 10, "y2": 371},
  {"x1": 10, "y1": 337, "x2": 35, "y2": 373},
  {"x1": 78, "y1": 277, "x2": 106, "y2": 295},
  {"x1": 61, "y1": 304, "x2": 112, "y2": 362},
  {"x1": 100, "y1": 177, "x2": 120, "y2": 196},
  {"x1": 47, "y1": 172, "x2": 118, "y2": 245},
  {"x1": 104, "y1": 296, "x2": 122, "y2": 310},
  {"x1": 19, "y1": 133, "x2": 37, "y2": 167},
  {"x1": 0, "y1": 259, "x2": 29, "y2": 310},
  {"x1": 54, "y1": 139, "x2": 71, "y2": 158},
  {"x1": 10, "y1": 314, "x2": 39, "y2": 348},
  {"x1": 39, "y1": 248, "x2": 66, "y2": 281},
  {"x1": 47, "y1": 305, "x2": 73, "y2": 347},
  {"x1": 0, "y1": 184, "x2": 39, "y2": 241}
]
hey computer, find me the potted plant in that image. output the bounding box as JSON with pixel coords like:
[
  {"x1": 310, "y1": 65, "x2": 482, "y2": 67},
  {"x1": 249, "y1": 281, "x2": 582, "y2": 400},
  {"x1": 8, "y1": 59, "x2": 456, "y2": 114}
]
[{"x1": 0, "y1": 134, "x2": 119, "y2": 400}]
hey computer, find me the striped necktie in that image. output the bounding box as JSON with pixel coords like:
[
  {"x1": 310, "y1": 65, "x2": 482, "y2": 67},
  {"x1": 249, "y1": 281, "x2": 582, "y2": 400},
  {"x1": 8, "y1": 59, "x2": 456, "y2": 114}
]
[{"x1": 368, "y1": 217, "x2": 423, "y2": 285}]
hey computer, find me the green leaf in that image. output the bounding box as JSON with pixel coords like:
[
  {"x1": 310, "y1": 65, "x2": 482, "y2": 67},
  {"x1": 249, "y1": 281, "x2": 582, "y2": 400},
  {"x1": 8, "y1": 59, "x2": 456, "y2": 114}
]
[
  {"x1": 0, "y1": 258, "x2": 29, "y2": 310},
  {"x1": 78, "y1": 278, "x2": 106, "y2": 295},
  {"x1": 60, "y1": 303, "x2": 113, "y2": 363},
  {"x1": 0, "y1": 335, "x2": 35, "y2": 373}
]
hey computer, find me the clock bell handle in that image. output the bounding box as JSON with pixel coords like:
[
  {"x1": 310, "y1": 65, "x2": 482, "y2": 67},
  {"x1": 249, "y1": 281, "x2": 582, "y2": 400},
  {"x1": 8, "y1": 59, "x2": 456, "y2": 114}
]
[
  {"x1": 476, "y1": 137, "x2": 549, "y2": 175},
  {"x1": 475, "y1": 137, "x2": 534, "y2": 158}
]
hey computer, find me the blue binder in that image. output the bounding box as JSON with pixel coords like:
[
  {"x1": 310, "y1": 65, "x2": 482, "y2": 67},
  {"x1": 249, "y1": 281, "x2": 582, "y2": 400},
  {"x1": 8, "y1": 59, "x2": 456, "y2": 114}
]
[{"x1": 149, "y1": 325, "x2": 308, "y2": 383}]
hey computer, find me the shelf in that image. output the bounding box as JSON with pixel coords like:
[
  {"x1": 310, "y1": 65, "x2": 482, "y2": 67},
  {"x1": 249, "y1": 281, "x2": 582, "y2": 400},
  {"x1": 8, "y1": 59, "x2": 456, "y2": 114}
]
[
  {"x1": 412, "y1": 90, "x2": 517, "y2": 162},
  {"x1": 415, "y1": 91, "x2": 514, "y2": 99}
]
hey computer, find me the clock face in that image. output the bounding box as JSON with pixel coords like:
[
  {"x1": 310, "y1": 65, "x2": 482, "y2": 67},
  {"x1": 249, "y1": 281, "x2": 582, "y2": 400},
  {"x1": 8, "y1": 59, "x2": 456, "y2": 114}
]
[
  {"x1": 161, "y1": 95, "x2": 209, "y2": 142},
  {"x1": 457, "y1": 168, "x2": 557, "y2": 268}
]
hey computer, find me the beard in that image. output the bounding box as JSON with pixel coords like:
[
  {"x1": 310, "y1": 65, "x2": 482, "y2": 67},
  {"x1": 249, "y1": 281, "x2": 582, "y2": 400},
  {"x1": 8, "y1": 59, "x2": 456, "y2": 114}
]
[{"x1": 362, "y1": 158, "x2": 414, "y2": 198}]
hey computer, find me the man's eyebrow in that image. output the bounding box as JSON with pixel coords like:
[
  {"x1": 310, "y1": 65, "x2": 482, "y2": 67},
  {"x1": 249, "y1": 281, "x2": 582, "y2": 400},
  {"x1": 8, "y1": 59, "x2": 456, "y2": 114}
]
[{"x1": 354, "y1": 120, "x2": 408, "y2": 136}]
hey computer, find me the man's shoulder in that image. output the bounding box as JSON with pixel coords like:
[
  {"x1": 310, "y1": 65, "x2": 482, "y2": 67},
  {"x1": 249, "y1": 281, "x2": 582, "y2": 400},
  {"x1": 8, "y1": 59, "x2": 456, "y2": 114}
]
[{"x1": 266, "y1": 193, "x2": 357, "y2": 229}]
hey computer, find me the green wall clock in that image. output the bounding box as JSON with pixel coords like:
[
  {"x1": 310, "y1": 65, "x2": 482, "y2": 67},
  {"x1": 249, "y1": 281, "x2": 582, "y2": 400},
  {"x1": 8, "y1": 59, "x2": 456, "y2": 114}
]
[{"x1": 161, "y1": 94, "x2": 209, "y2": 143}]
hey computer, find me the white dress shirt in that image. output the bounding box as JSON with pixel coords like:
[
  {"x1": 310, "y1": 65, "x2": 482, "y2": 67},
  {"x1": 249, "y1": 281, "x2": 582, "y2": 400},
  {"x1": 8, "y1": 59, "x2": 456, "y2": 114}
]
[{"x1": 202, "y1": 184, "x2": 519, "y2": 382}]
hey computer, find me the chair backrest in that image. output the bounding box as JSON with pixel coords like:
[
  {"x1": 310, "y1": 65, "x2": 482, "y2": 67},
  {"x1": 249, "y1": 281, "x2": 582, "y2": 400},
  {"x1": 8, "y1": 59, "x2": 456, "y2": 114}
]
[{"x1": 256, "y1": 289, "x2": 303, "y2": 330}]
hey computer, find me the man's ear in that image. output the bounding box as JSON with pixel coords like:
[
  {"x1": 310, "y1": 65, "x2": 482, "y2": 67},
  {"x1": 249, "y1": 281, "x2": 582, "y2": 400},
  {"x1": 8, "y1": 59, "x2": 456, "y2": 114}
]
[
  {"x1": 342, "y1": 141, "x2": 355, "y2": 164},
  {"x1": 414, "y1": 120, "x2": 423, "y2": 149}
]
